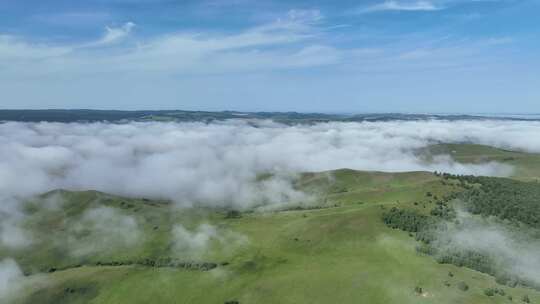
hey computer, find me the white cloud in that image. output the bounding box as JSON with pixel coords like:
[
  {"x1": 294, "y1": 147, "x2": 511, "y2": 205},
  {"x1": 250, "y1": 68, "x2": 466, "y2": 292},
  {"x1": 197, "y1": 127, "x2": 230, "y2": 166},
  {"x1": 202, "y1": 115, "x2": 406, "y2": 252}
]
[
  {"x1": 0, "y1": 119, "x2": 536, "y2": 211},
  {"x1": 0, "y1": 22, "x2": 135, "y2": 65},
  {"x1": 357, "y1": 0, "x2": 506, "y2": 13},
  {"x1": 173, "y1": 224, "x2": 216, "y2": 255},
  {"x1": 0, "y1": 196, "x2": 32, "y2": 249},
  {"x1": 0, "y1": 22, "x2": 135, "y2": 62},
  {"x1": 286, "y1": 9, "x2": 324, "y2": 23},
  {"x1": 0, "y1": 35, "x2": 71, "y2": 61},
  {"x1": 359, "y1": 1, "x2": 443, "y2": 13},
  {"x1": 94, "y1": 22, "x2": 136, "y2": 46},
  {"x1": 0, "y1": 259, "x2": 24, "y2": 302},
  {"x1": 0, "y1": 7, "x2": 520, "y2": 91},
  {"x1": 436, "y1": 210, "x2": 540, "y2": 286},
  {"x1": 0, "y1": 13, "x2": 331, "y2": 79},
  {"x1": 172, "y1": 223, "x2": 247, "y2": 258},
  {"x1": 0, "y1": 220, "x2": 32, "y2": 250}
]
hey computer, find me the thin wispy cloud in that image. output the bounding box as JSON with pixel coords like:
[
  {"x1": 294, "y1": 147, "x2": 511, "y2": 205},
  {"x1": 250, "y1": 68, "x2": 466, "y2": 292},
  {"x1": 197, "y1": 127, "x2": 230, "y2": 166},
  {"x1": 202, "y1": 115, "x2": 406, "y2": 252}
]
[
  {"x1": 0, "y1": 7, "x2": 516, "y2": 80},
  {"x1": 91, "y1": 22, "x2": 136, "y2": 46},
  {"x1": 358, "y1": 1, "x2": 443, "y2": 13},
  {"x1": 0, "y1": 35, "x2": 71, "y2": 60},
  {"x1": 0, "y1": 22, "x2": 136, "y2": 62},
  {"x1": 286, "y1": 9, "x2": 324, "y2": 23},
  {"x1": 0, "y1": 10, "x2": 334, "y2": 78},
  {"x1": 357, "y1": 0, "x2": 506, "y2": 13}
]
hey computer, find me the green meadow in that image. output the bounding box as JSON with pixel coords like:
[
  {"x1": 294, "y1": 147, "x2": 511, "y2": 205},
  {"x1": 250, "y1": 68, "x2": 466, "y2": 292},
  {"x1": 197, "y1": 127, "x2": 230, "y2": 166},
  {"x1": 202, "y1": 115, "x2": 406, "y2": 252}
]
[{"x1": 4, "y1": 144, "x2": 540, "y2": 304}]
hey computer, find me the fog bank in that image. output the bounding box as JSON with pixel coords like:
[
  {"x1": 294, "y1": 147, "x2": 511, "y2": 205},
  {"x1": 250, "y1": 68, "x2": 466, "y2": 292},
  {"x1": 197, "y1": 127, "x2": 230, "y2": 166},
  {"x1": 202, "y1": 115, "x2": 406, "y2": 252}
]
[{"x1": 1, "y1": 119, "x2": 535, "y2": 208}]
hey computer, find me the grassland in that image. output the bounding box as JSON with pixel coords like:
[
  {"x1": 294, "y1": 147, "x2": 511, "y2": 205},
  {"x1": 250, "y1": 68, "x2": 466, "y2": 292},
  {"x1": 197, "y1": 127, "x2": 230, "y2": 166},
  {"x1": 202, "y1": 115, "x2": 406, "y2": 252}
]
[
  {"x1": 424, "y1": 143, "x2": 540, "y2": 181},
  {"x1": 4, "y1": 163, "x2": 539, "y2": 304}
]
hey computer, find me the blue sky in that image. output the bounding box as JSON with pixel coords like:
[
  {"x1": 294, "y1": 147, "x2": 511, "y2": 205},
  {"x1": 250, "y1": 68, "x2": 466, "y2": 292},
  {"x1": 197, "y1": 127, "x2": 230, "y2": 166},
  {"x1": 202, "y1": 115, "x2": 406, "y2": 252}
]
[{"x1": 0, "y1": 0, "x2": 539, "y2": 113}]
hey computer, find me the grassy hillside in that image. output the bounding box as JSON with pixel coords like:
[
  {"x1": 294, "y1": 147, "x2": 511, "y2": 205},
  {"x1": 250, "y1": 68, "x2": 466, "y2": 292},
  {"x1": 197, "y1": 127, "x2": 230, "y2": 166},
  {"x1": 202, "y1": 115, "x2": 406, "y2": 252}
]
[
  {"x1": 4, "y1": 169, "x2": 540, "y2": 304},
  {"x1": 424, "y1": 143, "x2": 540, "y2": 181}
]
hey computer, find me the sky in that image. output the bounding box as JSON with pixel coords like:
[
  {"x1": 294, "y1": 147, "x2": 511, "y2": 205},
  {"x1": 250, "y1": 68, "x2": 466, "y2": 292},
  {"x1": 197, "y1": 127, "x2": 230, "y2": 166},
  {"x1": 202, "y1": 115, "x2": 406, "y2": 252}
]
[{"x1": 0, "y1": 0, "x2": 539, "y2": 113}]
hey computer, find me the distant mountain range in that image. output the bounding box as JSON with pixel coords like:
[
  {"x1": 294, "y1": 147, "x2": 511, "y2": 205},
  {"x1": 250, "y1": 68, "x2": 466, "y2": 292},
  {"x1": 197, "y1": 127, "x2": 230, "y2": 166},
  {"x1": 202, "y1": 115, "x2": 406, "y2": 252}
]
[{"x1": 0, "y1": 109, "x2": 538, "y2": 123}]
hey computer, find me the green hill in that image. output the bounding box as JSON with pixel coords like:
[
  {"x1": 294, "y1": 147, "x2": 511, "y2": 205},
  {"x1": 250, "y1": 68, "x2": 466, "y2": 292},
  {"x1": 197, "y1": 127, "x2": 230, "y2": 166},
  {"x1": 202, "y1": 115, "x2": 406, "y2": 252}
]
[
  {"x1": 4, "y1": 167, "x2": 540, "y2": 304},
  {"x1": 423, "y1": 143, "x2": 540, "y2": 181}
]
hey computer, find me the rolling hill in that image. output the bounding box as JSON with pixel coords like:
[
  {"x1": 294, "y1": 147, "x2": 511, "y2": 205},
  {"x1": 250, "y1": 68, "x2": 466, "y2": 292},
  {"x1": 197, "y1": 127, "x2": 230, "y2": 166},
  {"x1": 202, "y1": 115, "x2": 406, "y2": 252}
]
[{"x1": 3, "y1": 148, "x2": 540, "y2": 304}]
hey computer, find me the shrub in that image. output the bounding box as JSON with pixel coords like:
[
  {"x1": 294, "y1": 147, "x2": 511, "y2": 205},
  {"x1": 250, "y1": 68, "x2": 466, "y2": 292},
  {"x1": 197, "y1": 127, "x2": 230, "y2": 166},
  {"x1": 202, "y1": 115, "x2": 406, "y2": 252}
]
[
  {"x1": 457, "y1": 282, "x2": 469, "y2": 292},
  {"x1": 225, "y1": 210, "x2": 242, "y2": 219}
]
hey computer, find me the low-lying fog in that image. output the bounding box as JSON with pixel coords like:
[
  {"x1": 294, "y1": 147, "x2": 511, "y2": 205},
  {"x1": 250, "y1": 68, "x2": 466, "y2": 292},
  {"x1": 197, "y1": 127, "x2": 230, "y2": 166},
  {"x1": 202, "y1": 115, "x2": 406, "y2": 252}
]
[{"x1": 2, "y1": 119, "x2": 539, "y2": 208}]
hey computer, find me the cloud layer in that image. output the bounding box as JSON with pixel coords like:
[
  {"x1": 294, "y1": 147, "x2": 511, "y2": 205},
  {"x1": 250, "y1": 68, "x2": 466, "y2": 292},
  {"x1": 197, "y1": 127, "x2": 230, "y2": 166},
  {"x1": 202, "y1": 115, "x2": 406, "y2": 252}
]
[{"x1": 2, "y1": 119, "x2": 539, "y2": 210}]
